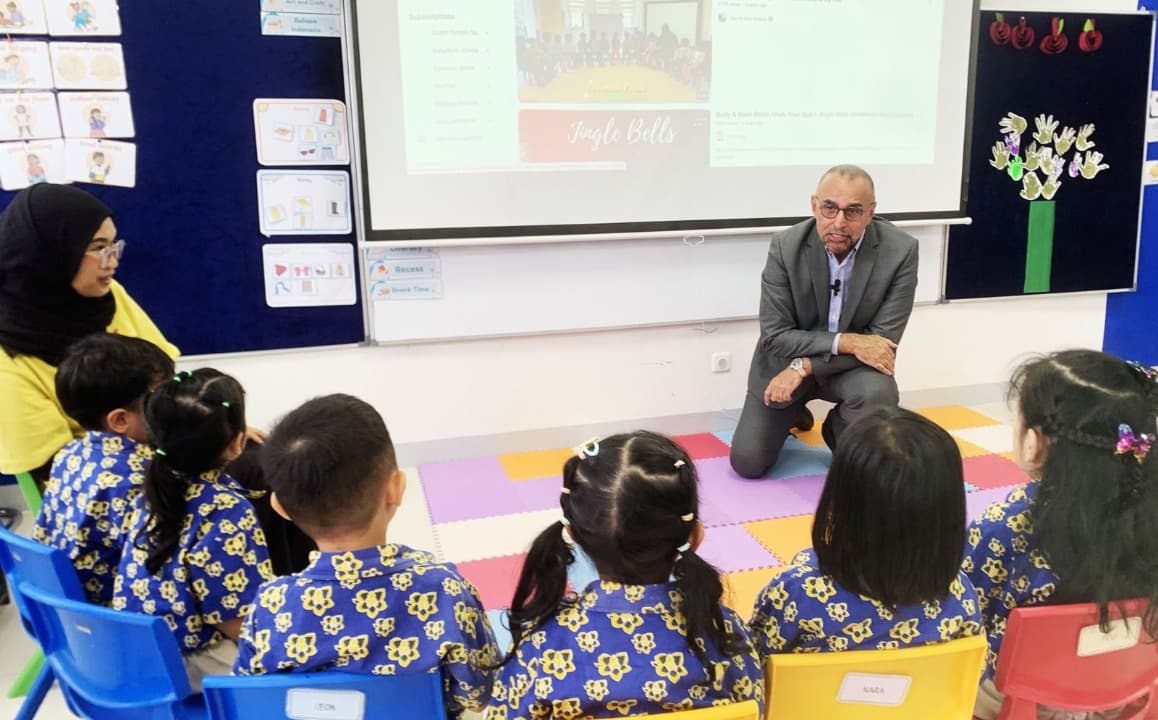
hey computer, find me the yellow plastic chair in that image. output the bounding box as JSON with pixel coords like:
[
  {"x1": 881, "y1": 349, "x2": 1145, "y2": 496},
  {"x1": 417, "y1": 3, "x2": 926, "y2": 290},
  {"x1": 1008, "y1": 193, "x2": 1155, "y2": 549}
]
[
  {"x1": 765, "y1": 634, "x2": 987, "y2": 719},
  {"x1": 641, "y1": 700, "x2": 760, "y2": 720}
]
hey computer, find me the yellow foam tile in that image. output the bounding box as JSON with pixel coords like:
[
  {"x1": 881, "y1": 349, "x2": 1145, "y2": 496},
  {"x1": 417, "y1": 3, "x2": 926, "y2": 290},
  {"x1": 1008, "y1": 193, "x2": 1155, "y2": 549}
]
[
  {"x1": 954, "y1": 437, "x2": 992, "y2": 459},
  {"x1": 723, "y1": 567, "x2": 786, "y2": 614},
  {"x1": 744, "y1": 515, "x2": 814, "y2": 567},
  {"x1": 498, "y1": 448, "x2": 574, "y2": 481},
  {"x1": 999, "y1": 451, "x2": 1016, "y2": 462},
  {"x1": 916, "y1": 406, "x2": 1002, "y2": 431}
]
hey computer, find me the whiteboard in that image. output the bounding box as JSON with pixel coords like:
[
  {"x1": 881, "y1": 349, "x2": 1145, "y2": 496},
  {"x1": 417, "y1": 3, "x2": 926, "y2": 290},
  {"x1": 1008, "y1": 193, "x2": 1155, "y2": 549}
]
[{"x1": 369, "y1": 225, "x2": 944, "y2": 344}]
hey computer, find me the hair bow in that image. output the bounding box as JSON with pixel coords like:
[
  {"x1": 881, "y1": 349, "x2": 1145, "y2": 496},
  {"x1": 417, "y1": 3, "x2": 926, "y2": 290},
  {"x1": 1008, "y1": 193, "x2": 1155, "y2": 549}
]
[{"x1": 1115, "y1": 423, "x2": 1154, "y2": 462}]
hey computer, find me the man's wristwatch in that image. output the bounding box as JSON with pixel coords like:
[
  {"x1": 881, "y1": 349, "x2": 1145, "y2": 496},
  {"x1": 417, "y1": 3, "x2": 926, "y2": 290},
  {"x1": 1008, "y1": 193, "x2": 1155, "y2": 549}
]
[{"x1": 789, "y1": 357, "x2": 807, "y2": 377}]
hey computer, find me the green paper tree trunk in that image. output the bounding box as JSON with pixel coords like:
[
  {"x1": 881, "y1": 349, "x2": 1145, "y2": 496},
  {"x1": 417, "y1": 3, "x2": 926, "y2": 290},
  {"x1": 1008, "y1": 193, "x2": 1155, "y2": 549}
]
[{"x1": 1023, "y1": 200, "x2": 1056, "y2": 294}]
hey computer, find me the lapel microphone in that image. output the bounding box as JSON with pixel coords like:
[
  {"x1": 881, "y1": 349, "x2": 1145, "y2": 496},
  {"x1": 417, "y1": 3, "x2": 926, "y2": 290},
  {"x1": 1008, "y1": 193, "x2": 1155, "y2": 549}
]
[{"x1": 831, "y1": 279, "x2": 842, "y2": 297}]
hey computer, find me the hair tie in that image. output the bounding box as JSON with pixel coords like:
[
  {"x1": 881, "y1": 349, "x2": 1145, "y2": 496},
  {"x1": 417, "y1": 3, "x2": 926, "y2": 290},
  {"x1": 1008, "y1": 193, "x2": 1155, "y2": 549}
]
[
  {"x1": 171, "y1": 375, "x2": 181, "y2": 383},
  {"x1": 680, "y1": 513, "x2": 694, "y2": 522},
  {"x1": 575, "y1": 437, "x2": 600, "y2": 459},
  {"x1": 221, "y1": 401, "x2": 231, "y2": 408},
  {"x1": 154, "y1": 448, "x2": 167, "y2": 457},
  {"x1": 674, "y1": 459, "x2": 686, "y2": 469},
  {"x1": 1116, "y1": 423, "x2": 1154, "y2": 463},
  {"x1": 560, "y1": 516, "x2": 571, "y2": 527},
  {"x1": 1127, "y1": 360, "x2": 1158, "y2": 383},
  {"x1": 559, "y1": 487, "x2": 571, "y2": 495},
  {"x1": 676, "y1": 542, "x2": 691, "y2": 554}
]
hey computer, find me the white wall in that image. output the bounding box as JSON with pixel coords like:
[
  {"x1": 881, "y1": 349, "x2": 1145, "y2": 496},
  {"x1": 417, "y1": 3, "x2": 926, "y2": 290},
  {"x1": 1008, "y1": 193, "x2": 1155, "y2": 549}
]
[{"x1": 187, "y1": 294, "x2": 1106, "y2": 447}]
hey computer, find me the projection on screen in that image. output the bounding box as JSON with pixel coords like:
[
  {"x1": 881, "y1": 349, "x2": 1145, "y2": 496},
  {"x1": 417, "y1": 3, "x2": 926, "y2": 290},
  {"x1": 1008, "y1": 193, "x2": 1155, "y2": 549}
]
[{"x1": 351, "y1": 0, "x2": 976, "y2": 238}]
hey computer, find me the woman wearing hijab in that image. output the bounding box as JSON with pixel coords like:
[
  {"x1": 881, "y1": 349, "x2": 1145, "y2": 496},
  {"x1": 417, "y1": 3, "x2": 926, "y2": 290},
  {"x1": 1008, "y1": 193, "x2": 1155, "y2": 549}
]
[
  {"x1": 0, "y1": 184, "x2": 314, "y2": 575},
  {"x1": 0, "y1": 183, "x2": 175, "y2": 478}
]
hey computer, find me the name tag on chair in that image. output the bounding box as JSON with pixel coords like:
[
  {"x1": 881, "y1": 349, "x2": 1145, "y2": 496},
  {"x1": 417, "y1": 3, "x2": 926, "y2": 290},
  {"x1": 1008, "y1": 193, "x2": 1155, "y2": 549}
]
[
  {"x1": 286, "y1": 689, "x2": 365, "y2": 720},
  {"x1": 1077, "y1": 617, "x2": 1142, "y2": 657},
  {"x1": 836, "y1": 672, "x2": 911, "y2": 706}
]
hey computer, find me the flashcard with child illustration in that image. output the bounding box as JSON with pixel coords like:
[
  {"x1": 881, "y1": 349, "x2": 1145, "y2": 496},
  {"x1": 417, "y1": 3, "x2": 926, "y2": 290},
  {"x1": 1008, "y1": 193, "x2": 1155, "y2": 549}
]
[
  {"x1": 0, "y1": 91, "x2": 61, "y2": 140},
  {"x1": 0, "y1": 138, "x2": 66, "y2": 190},
  {"x1": 57, "y1": 91, "x2": 133, "y2": 137},
  {"x1": 50, "y1": 41, "x2": 126, "y2": 90},
  {"x1": 0, "y1": 41, "x2": 52, "y2": 90},
  {"x1": 64, "y1": 137, "x2": 134, "y2": 186},
  {"x1": 0, "y1": 0, "x2": 49, "y2": 34},
  {"x1": 44, "y1": 0, "x2": 120, "y2": 36}
]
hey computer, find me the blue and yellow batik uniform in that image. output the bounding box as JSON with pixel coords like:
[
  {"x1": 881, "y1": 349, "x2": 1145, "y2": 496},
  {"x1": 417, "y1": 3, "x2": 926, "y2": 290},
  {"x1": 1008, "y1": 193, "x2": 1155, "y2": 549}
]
[
  {"x1": 34, "y1": 431, "x2": 152, "y2": 604},
  {"x1": 235, "y1": 544, "x2": 497, "y2": 717},
  {"x1": 486, "y1": 580, "x2": 764, "y2": 720},
  {"x1": 750, "y1": 549, "x2": 983, "y2": 657},
  {"x1": 962, "y1": 483, "x2": 1060, "y2": 679},
  {"x1": 112, "y1": 469, "x2": 273, "y2": 654}
]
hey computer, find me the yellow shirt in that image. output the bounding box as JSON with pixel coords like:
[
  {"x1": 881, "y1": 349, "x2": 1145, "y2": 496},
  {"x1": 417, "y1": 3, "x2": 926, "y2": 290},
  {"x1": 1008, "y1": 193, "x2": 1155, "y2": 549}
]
[{"x1": 0, "y1": 281, "x2": 179, "y2": 475}]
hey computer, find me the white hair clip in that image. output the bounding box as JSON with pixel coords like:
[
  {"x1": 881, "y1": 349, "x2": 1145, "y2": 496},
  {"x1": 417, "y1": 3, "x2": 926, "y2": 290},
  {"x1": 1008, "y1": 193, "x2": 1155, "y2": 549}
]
[
  {"x1": 674, "y1": 460, "x2": 686, "y2": 469},
  {"x1": 575, "y1": 437, "x2": 600, "y2": 459},
  {"x1": 680, "y1": 513, "x2": 695, "y2": 522}
]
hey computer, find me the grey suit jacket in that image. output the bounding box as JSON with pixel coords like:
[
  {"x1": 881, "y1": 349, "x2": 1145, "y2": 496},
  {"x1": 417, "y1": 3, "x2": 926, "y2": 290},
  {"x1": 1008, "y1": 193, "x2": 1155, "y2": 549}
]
[{"x1": 746, "y1": 217, "x2": 919, "y2": 394}]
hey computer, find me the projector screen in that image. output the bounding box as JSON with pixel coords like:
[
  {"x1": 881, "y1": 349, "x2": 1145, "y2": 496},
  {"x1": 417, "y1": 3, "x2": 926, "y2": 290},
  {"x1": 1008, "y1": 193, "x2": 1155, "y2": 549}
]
[{"x1": 349, "y1": 0, "x2": 978, "y2": 240}]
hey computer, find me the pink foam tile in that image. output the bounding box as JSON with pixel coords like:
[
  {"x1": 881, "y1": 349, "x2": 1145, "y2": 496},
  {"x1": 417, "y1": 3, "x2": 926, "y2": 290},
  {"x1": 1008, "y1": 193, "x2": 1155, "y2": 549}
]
[
  {"x1": 698, "y1": 524, "x2": 781, "y2": 574},
  {"x1": 418, "y1": 457, "x2": 522, "y2": 523},
  {"x1": 455, "y1": 554, "x2": 526, "y2": 611},
  {"x1": 964, "y1": 454, "x2": 1030, "y2": 490},
  {"x1": 695, "y1": 457, "x2": 819, "y2": 526},
  {"x1": 674, "y1": 433, "x2": 732, "y2": 460}
]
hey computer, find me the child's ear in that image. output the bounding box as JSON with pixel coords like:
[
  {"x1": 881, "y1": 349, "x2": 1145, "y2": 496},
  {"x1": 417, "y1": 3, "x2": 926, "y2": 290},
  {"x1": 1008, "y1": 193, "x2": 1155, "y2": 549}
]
[
  {"x1": 270, "y1": 492, "x2": 292, "y2": 522},
  {"x1": 1022, "y1": 427, "x2": 1049, "y2": 477},
  {"x1": 384, "y1": 469, "x2": 406, "y2": 508},
  {"x1": 689, "y1": 521, "x2": 704, "y2": 553},
  {"x1": 104, "y1": 407, "x2": 130, "y2": 435},
  {"x1": 225, "y1": 431, "x2": 246, "y2": 462}
]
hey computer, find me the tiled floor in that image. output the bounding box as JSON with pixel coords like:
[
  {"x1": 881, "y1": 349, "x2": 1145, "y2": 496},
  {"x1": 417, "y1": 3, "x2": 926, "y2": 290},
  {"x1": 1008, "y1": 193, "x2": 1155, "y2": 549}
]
[{"x1": 0, "y1": 404, "x2": 1028, "y2": 718}]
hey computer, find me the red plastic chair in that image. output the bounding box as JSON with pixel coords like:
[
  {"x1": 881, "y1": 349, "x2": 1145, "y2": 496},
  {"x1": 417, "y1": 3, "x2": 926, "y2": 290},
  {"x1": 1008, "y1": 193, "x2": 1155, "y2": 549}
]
[{"x1": 994, "y1": 599, "x2": 1158, "y2": 719}]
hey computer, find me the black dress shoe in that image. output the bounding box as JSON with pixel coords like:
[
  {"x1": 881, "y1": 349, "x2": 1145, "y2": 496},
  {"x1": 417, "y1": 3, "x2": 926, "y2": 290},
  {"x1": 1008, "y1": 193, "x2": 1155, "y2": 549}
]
[
  {"x1": 821, "y1": 414, "x2": 837, "y2": 451},
  {"x1": 793, "y1": 407, "x2": 815, "y2": 432}
]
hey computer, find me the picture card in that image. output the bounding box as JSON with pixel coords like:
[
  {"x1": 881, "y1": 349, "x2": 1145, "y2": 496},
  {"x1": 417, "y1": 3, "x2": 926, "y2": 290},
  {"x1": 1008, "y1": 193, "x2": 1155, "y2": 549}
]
[
  {"x1": 257, "y1": 170, "x2": 352, "y2": 236},
  {"x1": 57, "y1": 91, "x2": 133, "y2": 137},
  {"x1": 0, "y1": 0, "x2": 50, "y2": 34},
  {"x1": 0, "y1": 92, "x2": 61, "y2": 140},
  {"x1": 50, "y1": 41, "x2": 126, "y2": 90},
  {"x1": 0, "y1": 138, "x2": 66, "y2": 189},
  {"x1": 253, "y1": 98, "x2": 349, "y2": 166},
  {"x1": 0, "y1": 42, "x2": 53, "y2": 90},
  {"x1": 44, "y1": 0, "x2": 121, "y2": 36},
  {"x1": 262, "y1": 242, "x2": 357, "y2": 308},
  {"x1": 261, "y1": 12, "x2": 342, "y2": 38},
  {"x1": 261, "y1": 0, "x2": 341, "y2": 13},
  {"x1": 64, "y1": 137, "x2": 134, "y2": 186}
]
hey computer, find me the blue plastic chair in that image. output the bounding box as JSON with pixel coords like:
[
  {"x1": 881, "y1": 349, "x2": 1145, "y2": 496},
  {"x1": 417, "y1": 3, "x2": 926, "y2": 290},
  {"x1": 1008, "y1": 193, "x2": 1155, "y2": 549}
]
[
  {"x1": 19, "y1": 584, "x2": 208, "y2": 719},
  {"x1": 0, "y1": 524, "x2": 87, "y2": 720},
  {"x1": 202, "y1": 670, "x2": 444, "y2": 720}
]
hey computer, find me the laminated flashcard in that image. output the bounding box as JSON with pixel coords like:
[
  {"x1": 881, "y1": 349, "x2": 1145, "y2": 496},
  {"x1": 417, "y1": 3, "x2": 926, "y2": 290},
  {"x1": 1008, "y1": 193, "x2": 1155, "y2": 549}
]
[
  {"x1": 50, "y1": 42, "x2": 126, "y2": 90},
  {"x1": 0, "y1": 0, "x2": 50, "y2": 35},
  {"x1": 64, "y1": 136, "x2": 134, "y2": 186},
  {"x1": 262, "y1": 242, "x2": 357, "y2": 308},
  {"x1": 0, "y1": 91, "x2": 61, "y2": 140},
  {"x1": 44, "y1": 0, "x2": 121, "y2": 36},
  {"x1": 253, "y1": 98, "x2": 349, "y2": 166},
  {"x1": 57, "y1": 90, "x2": 133, "y2": 137},
  {"x1": 0, "y1": 138, "x2": 66, "y2": 189},
  {"x1": 257, "y1": 170, "x2": 352, "y2": 236},
  {"x1": 0, "y1": 42, "x2": 53, "y2": 90}
]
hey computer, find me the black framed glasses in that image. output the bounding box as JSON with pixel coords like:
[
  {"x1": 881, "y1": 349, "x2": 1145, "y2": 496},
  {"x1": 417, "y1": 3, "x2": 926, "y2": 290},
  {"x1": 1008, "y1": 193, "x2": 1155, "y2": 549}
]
[{"x1": 818, "y1": 202, "x2": 867, "y2": 221}]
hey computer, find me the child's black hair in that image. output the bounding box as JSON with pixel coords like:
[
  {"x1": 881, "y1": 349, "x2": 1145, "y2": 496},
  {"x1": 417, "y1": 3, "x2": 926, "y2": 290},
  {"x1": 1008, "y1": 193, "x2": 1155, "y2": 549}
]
[
  {"x1": 140, "y1": 368, "x2": 245, "y2": 574},
  {"x1": 55, "y1": 332, "x2": 174, "y2": 431}
]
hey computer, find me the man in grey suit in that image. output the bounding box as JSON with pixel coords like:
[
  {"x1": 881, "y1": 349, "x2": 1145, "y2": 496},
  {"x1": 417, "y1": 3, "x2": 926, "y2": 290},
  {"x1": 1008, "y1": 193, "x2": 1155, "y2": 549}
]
[{"x1": 730, "y1": 165, "x2": 918, "y2": 478}]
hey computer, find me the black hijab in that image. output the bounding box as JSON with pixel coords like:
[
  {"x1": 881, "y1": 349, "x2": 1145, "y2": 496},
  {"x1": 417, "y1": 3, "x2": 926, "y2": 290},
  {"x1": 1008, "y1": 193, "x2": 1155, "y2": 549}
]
[{"x1": 0, "y1": 184, "x2": 116, "y2": 365}]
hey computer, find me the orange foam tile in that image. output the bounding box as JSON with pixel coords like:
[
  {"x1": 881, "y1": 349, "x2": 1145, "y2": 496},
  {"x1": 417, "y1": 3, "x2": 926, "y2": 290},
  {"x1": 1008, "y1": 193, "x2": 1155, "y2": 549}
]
[
  {"x1": 954, "y1": 437, "x2": 993, "y2": 459},
  {"x1": 999, "y1": 451, "x2": 1016, "y2": 462},
  {"x1": 723, "y1": 566, "x2": 786, "y2": 615},
  {"x1": 916, "y1": 406, "x2": 1002, "y2": 431},
  {"x1": 744, "y1": 515, "x2": 814, "y2": 567},
  {"x1": 790, "y1": 423, "x2": 828, "y2": 448},
  {"x1": 498, "y1": 448, "x2": 573, "y2": 481}
]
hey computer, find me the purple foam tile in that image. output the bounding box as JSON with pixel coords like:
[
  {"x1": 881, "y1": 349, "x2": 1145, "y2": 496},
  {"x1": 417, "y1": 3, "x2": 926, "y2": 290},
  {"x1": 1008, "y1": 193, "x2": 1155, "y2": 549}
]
[
  {"x1": 699, "y1": 524, "x2": 780, "y2": 573},
  {"x1": 966, "y1": 486, "x2": 1016, "y2": 522},
  {"x1": 418, "y1": 457, "x2": 522, "y2": 523},
  {"x1": 771, "y1": 437, "x2": 832, "y2": 479},
  {"x1": 777, "y1": 473, "x2": 826, "y2": 506},
  {"x1": 695, "y1": 457, "x2": 818, "y2": 525},
  {"x1": 513, "y1": 475, "x2": 564, "y2": 513}
]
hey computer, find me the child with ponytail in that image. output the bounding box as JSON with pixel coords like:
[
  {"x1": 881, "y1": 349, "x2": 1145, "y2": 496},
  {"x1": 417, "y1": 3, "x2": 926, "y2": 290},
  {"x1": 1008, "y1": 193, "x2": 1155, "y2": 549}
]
[
  {"x1": 112, "y1": 369, "x2": 274, "y2": 690},
  {"x1": 487, "y1": 430, "x2": 763, "y2": 719}
]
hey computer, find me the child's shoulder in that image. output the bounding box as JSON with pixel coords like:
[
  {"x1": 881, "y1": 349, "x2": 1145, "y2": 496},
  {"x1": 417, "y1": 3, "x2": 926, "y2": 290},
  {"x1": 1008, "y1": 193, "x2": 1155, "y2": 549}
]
[{"x1": 972, "y1": 483, "x2": 1036, "y2": 529}]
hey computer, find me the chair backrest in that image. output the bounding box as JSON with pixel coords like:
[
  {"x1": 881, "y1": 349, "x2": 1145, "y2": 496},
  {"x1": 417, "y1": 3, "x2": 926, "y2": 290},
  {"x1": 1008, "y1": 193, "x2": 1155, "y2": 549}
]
[
  {"x1": 765, "y1": 634, "x2": 987, "y2": 719},
  {"x1": 19, "y1": 584, "x2": 200, "y2": 720},
  {"x1": 643, "y1": 700, "x2": 760, "y2": 720},
  {"x1": 202, "y1": 670, "x2": 445, "y2": 720},
  {"x1": 995, "y1": 599, "x2": 1158, "y2": 713},
  {"x1": 0, "y1": 524, "x2": 85, "y2": 638}
]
